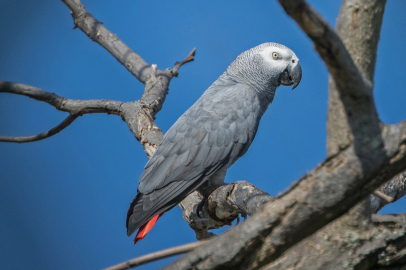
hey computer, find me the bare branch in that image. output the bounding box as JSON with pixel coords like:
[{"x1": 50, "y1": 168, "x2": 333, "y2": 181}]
[
  {"x1": 0, "y1": 81, "x2": 124, "y2": 115},
  {"x1": 61, "y1": 0, "x2": 152, "y2": 84},
  {"x1": 326, "y1": 0, "x2": 387, "y2": 156},
  {"x1": 180, "y1": 181, "x2": 274, "y2": 240},
  {"x1": 59, "y1": 0, "x2": 196, "y2": 158},
  {"x1": 0, "y1": 81, "x2": 154, "y2": 145},
  {"x1": 0, "y1": 81, "x2": 64, "y2": 108},
  {"x1": 263, "y1": 212, "x2": 406, "y2": 270},
  {"x1": 277, "y1": 0, "x2": 372, "y2": 97},
  {"x1": 172, "y1": 48, "x2": 196, "y2": 77},
  {"x1": 373, "y1": 190, "x2": 394, "y2": 203},
  {"x1": 103, "y1": 241, "x2": 207, "y2": 270},
  {"x1": 0, "y1": 114, "x2": 78, "y2": 143},
  {"x1": 163, "y1": 120, "x2": 406, "y2": 270},
  {"x1": 0, "y1": 43, "x2": 195, "y2": 156}
]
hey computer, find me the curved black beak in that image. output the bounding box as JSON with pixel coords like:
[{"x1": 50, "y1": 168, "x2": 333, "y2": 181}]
[
  {"x1": 279, "y1": 62, "x2": 302, "y2": 90},
  {"x1": 290, "y1": 62, "x2": 302, "y2": 90}
]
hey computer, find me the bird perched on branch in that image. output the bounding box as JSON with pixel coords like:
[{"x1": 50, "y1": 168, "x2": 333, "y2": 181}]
[{"x1": 126, "y1": 42, "x2": 302, "y2": 244}]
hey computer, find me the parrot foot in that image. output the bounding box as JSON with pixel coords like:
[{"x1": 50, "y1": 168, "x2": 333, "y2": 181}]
[{"x1": 196, "y1": 184, "x2": 224, "y2": 218}]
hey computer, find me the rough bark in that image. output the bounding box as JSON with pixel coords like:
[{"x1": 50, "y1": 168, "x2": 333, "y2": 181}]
[
  {"x1": 263, "y1": 212, "x2": 406, "y2": 270},
  {"x1": 179, "y1": 181, "x2": 275, "y2": 240},
  {"x1": 163, "y1": 121, "x2": 406, "y2": 270},
  {"x1": 278, "y1": 0, "x2": 373, "y2": 98},
  {"x1": 327, "y1": 0, "x2": 386, "y2": 156}
]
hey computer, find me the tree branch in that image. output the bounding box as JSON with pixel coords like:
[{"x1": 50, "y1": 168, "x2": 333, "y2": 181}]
[
  {"x1": 373, "y1": 190, "x2": 394, "y2": 204},
  {"x1": 326, "y1": 0, "x2": 386, "y2": 156},
  {"x1": 263, "y1": 213, "x2": 406, "y2": 269},
  {"x1": 0, "y1": 81, "x2": 65, "y2": 108},
  {"x1": 58, "y1": 0, "x2": 196, "y2": 158},
  {"x1": 163, "y1": 120, "x2": 406, "y2": 270},
  {"x1": 103, "y1": 241, "x2": 207, "y2": 270},
  {"x1": 1, "y1": 9, "x2": 195, "y2": 154},
  {"x1": 0, "y1": 81, "x2": 124, "y2": 115},
  {"x1": 61, "y1": 0, "x2": 152, "y2": 84},
  {"x1": 277, "y1": 0, "x2": 372, "y2": 97},
  {"x1": 0, "y1": 114, "x2": 79, "y2": 143},
  {"x1": 179, "y1": 181, "x2": 274, "y2": 240},
  {"x1": 172, "y1": 48, "x2": 196, "y2": 77},
  {"x1": 162, "y1": 3, "x2": 401, "y2": 268}
]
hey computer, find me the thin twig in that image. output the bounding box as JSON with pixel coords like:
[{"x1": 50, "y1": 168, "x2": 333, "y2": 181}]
[
  {"x1": 373, "y1": 190, "x2": 394, "y2": 203},
  {"x1": 103, "y1": 241, "x2": 207, "y2": 270},
  {"x1": 172, "y1": 48, "x2": 196, "y2": 77},
  {"x1": 0, "y1": 114, "x2": 79, "y2": 143},
  {"x1": 371, "y1": 171, "x2": 406, "y2": 213}
]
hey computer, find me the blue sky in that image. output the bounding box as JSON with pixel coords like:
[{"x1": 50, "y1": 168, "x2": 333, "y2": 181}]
[{"x1": 0, "y1": 1, "x2": 405, "y2": 269}]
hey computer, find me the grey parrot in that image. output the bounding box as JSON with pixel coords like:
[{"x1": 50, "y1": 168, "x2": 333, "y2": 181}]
[{"x1": 126, "y1": 42, "x2": 302, "y2": 244}]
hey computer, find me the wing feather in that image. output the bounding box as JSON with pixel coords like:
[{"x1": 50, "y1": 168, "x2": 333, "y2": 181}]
[{"x1": 127, "y1": 82, "x2": 262, "y2": 235}]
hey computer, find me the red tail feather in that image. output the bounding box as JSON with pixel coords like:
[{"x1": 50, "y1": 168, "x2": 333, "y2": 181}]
[{"x1": 133, "y1": 213, "x2": 164, "y2": 244}]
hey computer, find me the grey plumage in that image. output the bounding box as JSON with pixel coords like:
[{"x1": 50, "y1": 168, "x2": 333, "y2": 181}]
[{"x1": 126, "y1": 42, "x2": 302, "y2": 237}]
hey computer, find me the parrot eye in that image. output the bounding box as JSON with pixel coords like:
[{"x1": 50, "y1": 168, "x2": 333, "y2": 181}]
[{"x1": 272, "y1": 52, "x2": 279, "y2": 59}]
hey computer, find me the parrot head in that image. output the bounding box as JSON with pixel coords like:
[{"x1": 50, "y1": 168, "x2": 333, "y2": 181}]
[
  {"x1": 226, "y1": 42, "x2": 302, "y2": 92},
  {"x1": 258, "y1": 43, "x2": 302, "y2": 90}
]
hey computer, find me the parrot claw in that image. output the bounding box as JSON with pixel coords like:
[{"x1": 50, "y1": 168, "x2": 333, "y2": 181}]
[
  {"x1": 196, "y1": 185, "x2": 223, "y2": 217},
  {"x1": 196, "y1": 199, "x2": 206, "y2": 218}
]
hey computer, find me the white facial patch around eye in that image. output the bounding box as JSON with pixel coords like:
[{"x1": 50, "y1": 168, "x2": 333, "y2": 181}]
[{"x1": 259, "y1": 47, "x2": 287, "y2": 67}]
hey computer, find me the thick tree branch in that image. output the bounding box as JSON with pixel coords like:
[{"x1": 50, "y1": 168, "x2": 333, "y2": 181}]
[
  {"x1": 164, "y1": 120, "x2": 406, "y2": 270},
  {"x1": 179, "y1": 181, "x2": 274, "y2": 240},
  {"x1": 277, "y1": 0, "x2": 372, "y2": 97},
  {"x1": 326, "y1": 0, "x2": 386, "y2": 156},
  {"x1": 263, "y1": 213, "x2": 406, "y2": 269},
  {"x1": 104, "y1": 241, "x2": 207, "y2": 270},
  {"x1": 277, "y1": 0, "x2": 386, "y2": 157},
  {"x1": 163, "y1": 3, "x2": 401, "y2": 268}
]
